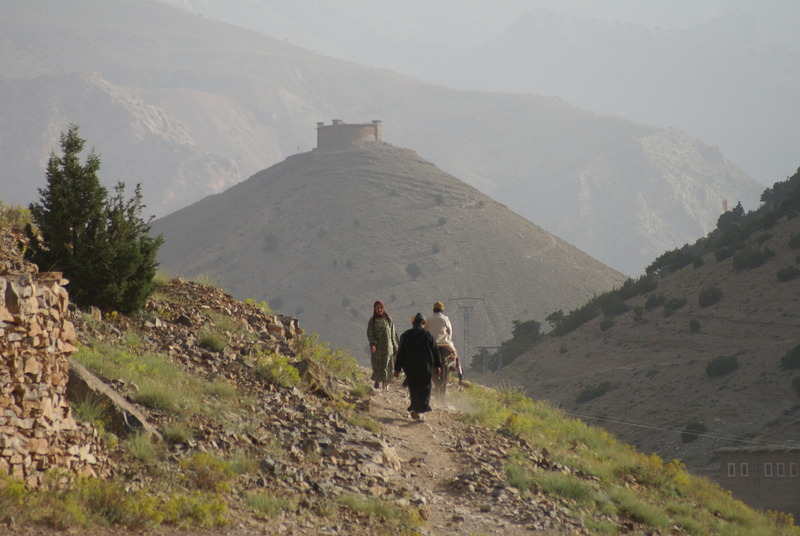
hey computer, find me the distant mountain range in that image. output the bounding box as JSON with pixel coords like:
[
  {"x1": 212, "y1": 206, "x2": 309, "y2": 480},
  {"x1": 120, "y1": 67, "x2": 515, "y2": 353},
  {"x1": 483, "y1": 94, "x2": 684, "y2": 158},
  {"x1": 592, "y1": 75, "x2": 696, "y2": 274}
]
[
  {"x1": 161, "y1": 0, "x2": 800, "y2": 187},
  {"x1": 152, "y1": 141, "x2": 626, "y2": 358},
  {"x1": 1, "y1": 0, "x2": 762, "y2": 275}
]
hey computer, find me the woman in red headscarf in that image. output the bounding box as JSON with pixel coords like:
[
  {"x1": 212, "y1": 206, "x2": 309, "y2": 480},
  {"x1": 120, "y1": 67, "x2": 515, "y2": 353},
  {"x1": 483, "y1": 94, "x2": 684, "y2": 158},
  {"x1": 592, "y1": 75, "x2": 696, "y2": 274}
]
[{"x1": 367, "y1": 300, "x2": 399, "y2": 390}]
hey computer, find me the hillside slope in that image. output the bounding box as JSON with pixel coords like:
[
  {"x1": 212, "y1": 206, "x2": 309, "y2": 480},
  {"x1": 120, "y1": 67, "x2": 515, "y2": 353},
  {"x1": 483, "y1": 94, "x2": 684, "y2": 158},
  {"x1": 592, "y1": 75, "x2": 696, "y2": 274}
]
[
  {"x1": 0, "y1": 0, "x2": 762, "y2": 275},
  {"x1": 152, "y1": 142, "x2": 625, "y2": 363},
  {"x1": 2, "y1": 225, "x2": 796, "y2": 535},
  {"x1": 503, "y1": 213, "x2": 800, "y2": 479}
]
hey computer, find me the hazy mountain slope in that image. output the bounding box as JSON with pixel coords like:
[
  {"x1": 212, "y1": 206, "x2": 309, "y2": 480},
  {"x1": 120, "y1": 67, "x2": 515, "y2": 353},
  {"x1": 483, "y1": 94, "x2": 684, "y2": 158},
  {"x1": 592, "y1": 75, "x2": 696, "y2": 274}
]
[
  {"x1": 165, "y1": 0, "x2": 800, "y2": 187},
  {"x1": 152, "y1": 142, "x2": 626, "y2": 360},
  {"x1": 1, "y1": 0, "x2": 762, "y2": 275},
  {"x1": 502, "y1": 214, "x2": 800, "y2": 478},
  {"x1": 430, "y1": 10, "x2": 800, "y2": 186}
]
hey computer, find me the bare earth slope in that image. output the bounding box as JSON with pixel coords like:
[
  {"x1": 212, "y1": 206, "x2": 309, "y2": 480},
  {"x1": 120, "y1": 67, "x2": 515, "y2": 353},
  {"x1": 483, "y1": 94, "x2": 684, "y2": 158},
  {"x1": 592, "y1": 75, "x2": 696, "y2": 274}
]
[
  {"x1": 152, "y1": 142, "x2": 626, "y2": 365},
  {"x1": 502, "y1": 214, "x2": 800, "y2": 480}
]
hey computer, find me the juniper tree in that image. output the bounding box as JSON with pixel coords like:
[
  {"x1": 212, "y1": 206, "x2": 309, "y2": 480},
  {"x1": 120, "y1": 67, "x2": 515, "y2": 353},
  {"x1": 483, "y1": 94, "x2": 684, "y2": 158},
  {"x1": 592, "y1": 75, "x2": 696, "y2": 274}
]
[{"x1": 25, "y1": 124, "x2": 163, "y2": 314}]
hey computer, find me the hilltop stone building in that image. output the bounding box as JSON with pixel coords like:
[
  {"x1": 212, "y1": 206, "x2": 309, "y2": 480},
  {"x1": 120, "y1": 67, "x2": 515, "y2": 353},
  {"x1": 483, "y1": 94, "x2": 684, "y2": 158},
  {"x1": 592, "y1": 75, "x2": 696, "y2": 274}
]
[
  {"x1": 717, "y1": 446, "x2": 800, "y2": 518},
  {"x1": 316, "y1": 119, "x2": 382, "y2": 150}
]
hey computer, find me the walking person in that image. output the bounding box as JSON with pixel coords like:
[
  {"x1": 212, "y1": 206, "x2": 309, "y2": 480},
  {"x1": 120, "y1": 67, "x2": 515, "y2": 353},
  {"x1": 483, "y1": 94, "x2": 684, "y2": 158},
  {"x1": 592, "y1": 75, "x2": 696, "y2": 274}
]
[
  {"x1": 426, "y1": 300, "x2": 462, "y2": 379},
  {"x1": 394, "y1": 313, "x2": 442, "y2": 421},
  {"x1": 425, "y1": 300, "x2": 458, "y2": 401},
  {"x1": 367, "y1": 300, "x2": 399, "y2": 391}
]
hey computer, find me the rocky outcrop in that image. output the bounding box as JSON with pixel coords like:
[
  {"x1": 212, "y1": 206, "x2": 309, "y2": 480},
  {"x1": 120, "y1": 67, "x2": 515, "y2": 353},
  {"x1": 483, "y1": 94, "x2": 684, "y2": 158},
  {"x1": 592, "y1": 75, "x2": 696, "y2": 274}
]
[{"x1": 0, "y1": 251, "x2": 108, "y2": 486}]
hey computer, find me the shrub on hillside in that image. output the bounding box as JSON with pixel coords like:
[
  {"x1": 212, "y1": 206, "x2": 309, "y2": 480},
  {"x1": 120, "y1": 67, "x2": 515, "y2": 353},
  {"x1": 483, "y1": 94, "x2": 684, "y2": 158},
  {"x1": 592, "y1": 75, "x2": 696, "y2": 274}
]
[
  {"x1": 706, "y1": 355, "x2": 739, "y2": 378},
  {"x1": 698, "y1": 286, "x2": 723, "y2": 307},
  {"x1": 789, "y1": 232, "x2": 800, "y2": 248},
  {"x1": 689, "y1": 319, "x2": 701, "y2": 333},
  {"x1": 575, "y1": 381, "x2": 614, "y2": 403},
  {"x1": 646, "y1": 248, "x2": 698, "y2": 276},
  {"x1": 777, "y1": 265, "x2": 800, "y2": 282},
  {"x1": 0, "y1": 201, "x2": 32, "y2": 232},
  {"x1": 662, "y1": 298, "x2": 687, "y2": 317},
  {"x1": 405, "y1": 262, "x2": 422, "y2": 280},
  {"x1": 644, "y1": 293, "x2": 666, "y2": 311},
  {"x1": 599, "y1": 318, "x2": 614, "y2": 331},
  {"x1": 599, "y1": 294, "x2": 628, "y2": 318},
  {"x1": 26, "y1": 125, "x2": 163, "y2": 314},
  {"x1": 681, "y1": 421, "x2": 707, "y2": 443},
  {"x1": 792, "y1": 377, "x2": 800, "y2": 398},
  {"x1": 552, "y1": 301, "x2": 599, "y2": 336},
  {"x1": 732, "y1": 247, "x2": 774, "y2": 270},
  {"x1": 781, "y1": 345, "x2": 800, "y2": 370}
]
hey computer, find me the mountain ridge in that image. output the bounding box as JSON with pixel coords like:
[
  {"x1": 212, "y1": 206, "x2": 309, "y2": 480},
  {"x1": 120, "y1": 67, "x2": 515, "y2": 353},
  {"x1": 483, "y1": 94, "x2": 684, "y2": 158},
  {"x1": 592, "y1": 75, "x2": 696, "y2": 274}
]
[
  {"x1": 152, "y1": 141, "x2": 626, "y2": 359},
  {"x1": 1, "y1": 0, "x2": 763, "y2": 275}
]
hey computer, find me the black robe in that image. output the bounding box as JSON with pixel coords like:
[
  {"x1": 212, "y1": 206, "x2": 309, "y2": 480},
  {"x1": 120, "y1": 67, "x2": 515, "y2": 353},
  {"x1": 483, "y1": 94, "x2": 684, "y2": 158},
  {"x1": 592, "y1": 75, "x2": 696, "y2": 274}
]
[{"x1": 394, "y1": 326, "x2": 442, "y2": 413}]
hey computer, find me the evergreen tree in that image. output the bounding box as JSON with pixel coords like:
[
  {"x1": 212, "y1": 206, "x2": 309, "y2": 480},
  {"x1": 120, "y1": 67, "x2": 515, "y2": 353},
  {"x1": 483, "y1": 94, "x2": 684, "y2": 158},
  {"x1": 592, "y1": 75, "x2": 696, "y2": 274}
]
[{"x1": 25, "y1": 124, "x2": 163, "y2": 314}]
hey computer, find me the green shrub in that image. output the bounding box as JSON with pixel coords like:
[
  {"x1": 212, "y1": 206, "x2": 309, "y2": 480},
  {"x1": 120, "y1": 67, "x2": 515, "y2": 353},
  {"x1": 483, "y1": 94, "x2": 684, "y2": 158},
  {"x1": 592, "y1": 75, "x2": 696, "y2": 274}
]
[
  {"x1": 788, "y1": 232, "x2": 800, "y2": 248},
  {"x1": 698, "y1": 286, "x2": 722, "y2": 307},
  {"x1": 405, "y1": 262, "x2": 422, "y2": 280},
  {"x1": 732, "y1": 247, "x2": 771, "y2": 270},
  {"x1": 777, "y1": 265, "x2": 800, "y2": 282},
  {"x1": 337, "y1": 493, "x2": 420, "y2": 527},
  {"x1": 681, "y1": 421, "x2": 708, "y2": 443},
  {"x1": 663, "y1": 297, "x2": 687, "y2": 316},
  {"x1": 646, "y1": 248, "x2": 698, "y2": 276},
  {"x1": 438, "y1": 216, "x2": 447, "y2": 226},
  {"x1": 663, "y1": 297, "x2": 687, "y2": 311},
  {"x1": 198, "y1": 331, "x2": 225, "y2": 352},
  {"x1": 245, "y1": 492, "x2": 290, "y2": 518},
  {"x1": 161, "y1": 423, "x2": 192, "y2": 445},
  {"x1": 434, "y1": 193, "x2": 444, "y2": 205},
  {"x1": 705, "y1": 355, "x2": 739, "y2": 378},
  {"x1": 576, "y1": 381, "x2": 614, "y2": 403},
  {"x1": 781, "y1": 345, "x2": 800, "y2": 370},
  {"x1": 253, "y1": 353, "x2": 300, "y2": 388},
  {"x1": 644, "y1": 293, "x2": 666, "y2": 310},
  {"x1": 599, "y1": 295, "x2": 628, "y2": 318},
  {"x1": 599, "y1": 318, "x2": 614, "y2": 331},
  {"x1": 0, "y1": 202, "x2": 33, "y2": 232},
  {"x1": 689, "y1": 319, "x2": 701, "y2": 333},
  {"x1": 180, "y1": 452, "x2": 235, "y2": 493},
  {"x1": 25, "y1": 125, "x2": 163, "y2": 315},
  {"x1": 792, "y1": 377, "x2": 800, "y2": 398},
  {"x1": 538, "y1": 471, "x2": 593, "y2": 505}
]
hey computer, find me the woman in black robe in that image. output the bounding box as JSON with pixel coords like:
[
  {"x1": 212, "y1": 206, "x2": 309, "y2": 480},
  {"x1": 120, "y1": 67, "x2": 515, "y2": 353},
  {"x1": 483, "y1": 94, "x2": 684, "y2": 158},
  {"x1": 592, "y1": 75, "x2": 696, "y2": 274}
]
[{"x1": 394, "y1": 313, "x2": 442, "y2": 420}]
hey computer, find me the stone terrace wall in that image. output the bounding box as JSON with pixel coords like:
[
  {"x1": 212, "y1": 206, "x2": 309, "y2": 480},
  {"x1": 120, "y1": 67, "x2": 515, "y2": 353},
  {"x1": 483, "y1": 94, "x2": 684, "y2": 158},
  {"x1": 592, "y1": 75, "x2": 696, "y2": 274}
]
[{"x1": 0, "y1": 249, "x2": 108, "y2": 487}]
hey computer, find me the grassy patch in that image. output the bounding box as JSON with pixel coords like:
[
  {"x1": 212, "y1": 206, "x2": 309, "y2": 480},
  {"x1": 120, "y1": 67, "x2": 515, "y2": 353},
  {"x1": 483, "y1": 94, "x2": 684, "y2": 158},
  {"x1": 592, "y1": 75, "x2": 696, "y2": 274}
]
[
  {"x1": 450, "y1": 384, "x2": 799, "y2": 535},
  {"x1": 244, "y1": 491, "x2": 292, "y2": 518},
  {"x1": 337, "y1": 493, "x2": 421, "y2": 528}
]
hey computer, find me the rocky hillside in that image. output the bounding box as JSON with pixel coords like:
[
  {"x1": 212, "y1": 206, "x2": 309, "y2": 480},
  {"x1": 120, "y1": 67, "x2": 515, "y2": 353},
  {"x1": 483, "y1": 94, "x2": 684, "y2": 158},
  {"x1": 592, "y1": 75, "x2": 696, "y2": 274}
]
[
  {"x1": 3, "y1": 224, "x2": 797, "y2": 534},
  {"x1": 502, "y1": 210, "x2": 800, "y2": 479},
  {"x1": 151, "y1": 141, "x2": 626, "y2": 363},
  {"x1": 1, "y1": 0, "x2": 763, "y2": 275}
]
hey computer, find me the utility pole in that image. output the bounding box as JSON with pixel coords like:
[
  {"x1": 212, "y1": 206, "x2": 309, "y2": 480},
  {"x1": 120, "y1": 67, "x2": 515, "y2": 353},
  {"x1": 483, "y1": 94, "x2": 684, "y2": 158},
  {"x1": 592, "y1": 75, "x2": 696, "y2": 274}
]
[{"x1": 448, "y1": 297, "x2": 482, "y2": 370}]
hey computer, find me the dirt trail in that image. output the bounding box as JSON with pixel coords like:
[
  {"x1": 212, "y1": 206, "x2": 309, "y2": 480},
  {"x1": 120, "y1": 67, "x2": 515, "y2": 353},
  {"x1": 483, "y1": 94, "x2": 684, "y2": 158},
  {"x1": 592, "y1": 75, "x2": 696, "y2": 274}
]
[{"x1": 368, "y1": 381, "x2": 566, "y2": 535}]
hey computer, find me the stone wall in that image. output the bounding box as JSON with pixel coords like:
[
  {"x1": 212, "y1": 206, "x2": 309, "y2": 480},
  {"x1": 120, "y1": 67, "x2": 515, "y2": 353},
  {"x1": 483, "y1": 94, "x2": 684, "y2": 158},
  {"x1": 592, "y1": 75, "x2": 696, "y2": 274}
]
[{"x1": 0, "y1": 261, "x2": 108, "y2": 487}]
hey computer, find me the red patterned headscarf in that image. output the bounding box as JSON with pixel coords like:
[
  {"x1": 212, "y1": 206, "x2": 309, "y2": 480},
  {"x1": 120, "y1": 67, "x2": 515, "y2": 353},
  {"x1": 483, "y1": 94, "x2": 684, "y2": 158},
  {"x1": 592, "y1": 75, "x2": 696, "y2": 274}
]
[{"x1": 372, "y1": 300, "x2": 391, "y2": 321}]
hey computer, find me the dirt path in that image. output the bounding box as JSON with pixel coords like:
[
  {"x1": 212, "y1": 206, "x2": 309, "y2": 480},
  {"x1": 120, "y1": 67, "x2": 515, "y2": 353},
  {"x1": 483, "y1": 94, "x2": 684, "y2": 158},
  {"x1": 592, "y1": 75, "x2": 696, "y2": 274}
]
[{"x1": 368, "y1": 381, "x2": 569, "y2": 535}]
